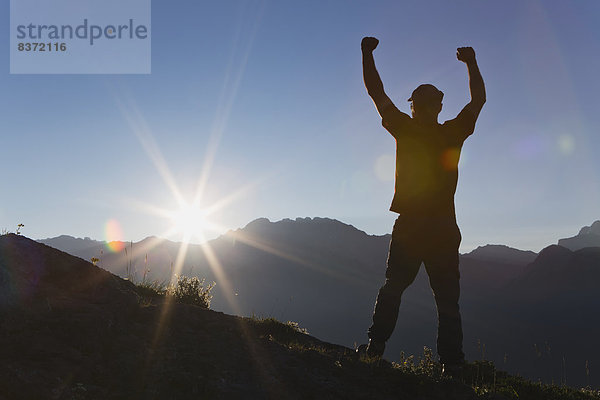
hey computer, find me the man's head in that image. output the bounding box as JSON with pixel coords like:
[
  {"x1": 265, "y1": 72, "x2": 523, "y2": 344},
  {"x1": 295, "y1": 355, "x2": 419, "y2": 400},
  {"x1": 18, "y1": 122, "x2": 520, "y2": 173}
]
[{"x1": 408, "y1": 84, "x2": 444, "y2": 120}]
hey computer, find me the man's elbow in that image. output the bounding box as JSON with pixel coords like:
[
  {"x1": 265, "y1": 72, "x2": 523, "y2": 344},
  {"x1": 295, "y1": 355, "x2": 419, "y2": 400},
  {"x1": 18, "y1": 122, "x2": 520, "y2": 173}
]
[
  {"x1": 367, "y1": 87, "x2": 385, "y2": 99},
  {"x1": 473, "y1": 95, "x2": 486, "y2": 108},
  {"x1": 478, "y1": 87, "x2": 487, "y2": 105}
]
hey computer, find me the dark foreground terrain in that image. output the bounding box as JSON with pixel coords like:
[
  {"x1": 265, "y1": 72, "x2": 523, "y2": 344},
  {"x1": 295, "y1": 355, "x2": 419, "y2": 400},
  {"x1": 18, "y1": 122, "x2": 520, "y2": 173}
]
[{"x1": 1, "y1": 234, "x2": 598, "y2": 400}]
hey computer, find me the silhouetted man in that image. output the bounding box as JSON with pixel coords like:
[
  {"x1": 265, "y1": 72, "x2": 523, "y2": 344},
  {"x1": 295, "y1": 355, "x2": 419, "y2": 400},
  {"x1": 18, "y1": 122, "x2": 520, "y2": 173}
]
[{"x1": 359, "y1": 37, "x2": 485, "y2": 376}]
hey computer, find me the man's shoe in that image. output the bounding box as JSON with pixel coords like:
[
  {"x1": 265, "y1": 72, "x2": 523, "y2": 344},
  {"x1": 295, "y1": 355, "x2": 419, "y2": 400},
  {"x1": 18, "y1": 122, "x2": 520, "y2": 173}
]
[
  {"x1": 367, "y1": 339, "x2": 386, "y2": 358},
  {"x1": 356, "y1": 339, "x2": 386, "y2": 359},
  {"x1": 442, "y1": 362, "x2": 465, "y2": 379}
]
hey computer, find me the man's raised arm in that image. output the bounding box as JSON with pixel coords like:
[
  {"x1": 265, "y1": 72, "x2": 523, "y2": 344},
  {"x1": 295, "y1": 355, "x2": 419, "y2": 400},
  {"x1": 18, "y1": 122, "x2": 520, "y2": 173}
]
[
  {"x1": 362, "y1": 37, "x2": 405, "y2": 120},
  {"x1": 457, "y1": 46, "x2": 486, "y2": 117}
]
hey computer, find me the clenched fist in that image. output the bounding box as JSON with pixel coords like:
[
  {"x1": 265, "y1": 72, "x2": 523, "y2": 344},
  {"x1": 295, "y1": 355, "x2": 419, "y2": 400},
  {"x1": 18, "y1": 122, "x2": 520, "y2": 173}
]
[
  {"x1": 362, "y1": 37, "x2": 379, "y2": 52},
  {"x1": 456, "y1": 47, "x2": 476, "y2": 64}
]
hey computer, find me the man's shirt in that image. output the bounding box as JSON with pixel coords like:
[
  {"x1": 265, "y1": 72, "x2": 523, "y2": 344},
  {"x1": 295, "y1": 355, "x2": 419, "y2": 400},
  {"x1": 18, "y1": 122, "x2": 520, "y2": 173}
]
[{"x1": 381, "y1": 105, "x2": 478, "y2": 217}]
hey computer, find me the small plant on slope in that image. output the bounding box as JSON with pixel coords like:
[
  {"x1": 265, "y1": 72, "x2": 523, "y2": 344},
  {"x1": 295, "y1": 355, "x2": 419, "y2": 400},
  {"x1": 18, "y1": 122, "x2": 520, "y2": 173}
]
[{"x1": 167, "y1": 275, "x2": 215, "y2": 308}]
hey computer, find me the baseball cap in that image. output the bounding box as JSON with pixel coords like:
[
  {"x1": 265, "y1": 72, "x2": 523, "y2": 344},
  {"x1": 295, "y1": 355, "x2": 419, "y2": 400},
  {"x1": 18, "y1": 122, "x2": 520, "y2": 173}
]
[{"x1": 408, "y1": 84, "x2": 444, "y2": 102}]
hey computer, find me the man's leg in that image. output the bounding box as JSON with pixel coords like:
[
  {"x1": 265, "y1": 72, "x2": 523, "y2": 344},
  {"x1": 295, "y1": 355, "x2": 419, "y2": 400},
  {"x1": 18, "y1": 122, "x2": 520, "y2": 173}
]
[
  {"x1": 368, "y1": 217, "x2": 422, "y2": 351},
  {"x1": 424, "y1": 220, "x2": 465, "y2": 366}
]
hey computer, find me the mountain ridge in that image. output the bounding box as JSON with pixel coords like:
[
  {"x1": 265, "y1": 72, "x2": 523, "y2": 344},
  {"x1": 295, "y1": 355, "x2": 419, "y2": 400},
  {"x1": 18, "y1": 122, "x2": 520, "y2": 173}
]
[{"x1": 39, "y1": 216, "x2": 536, "y2": 258}]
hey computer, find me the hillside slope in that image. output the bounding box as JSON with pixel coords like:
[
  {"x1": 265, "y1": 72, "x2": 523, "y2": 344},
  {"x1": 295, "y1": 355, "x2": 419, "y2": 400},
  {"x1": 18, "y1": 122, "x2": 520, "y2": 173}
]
[{"x1": 4, "y1": 234, "x2": 598, "y2": 399}]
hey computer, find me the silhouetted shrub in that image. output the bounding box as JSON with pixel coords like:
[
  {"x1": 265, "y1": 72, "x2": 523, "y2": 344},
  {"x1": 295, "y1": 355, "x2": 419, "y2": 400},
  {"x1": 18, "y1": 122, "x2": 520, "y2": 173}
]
[{"x1": 167, "y1": 275, "x2": 215, "y2": 308}]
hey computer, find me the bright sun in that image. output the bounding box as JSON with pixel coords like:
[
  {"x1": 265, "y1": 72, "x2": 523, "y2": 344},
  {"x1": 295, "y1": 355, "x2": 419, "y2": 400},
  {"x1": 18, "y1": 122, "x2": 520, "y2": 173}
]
[{"x1": 169, "y1": 203, "x2": 208, "y2": 240}]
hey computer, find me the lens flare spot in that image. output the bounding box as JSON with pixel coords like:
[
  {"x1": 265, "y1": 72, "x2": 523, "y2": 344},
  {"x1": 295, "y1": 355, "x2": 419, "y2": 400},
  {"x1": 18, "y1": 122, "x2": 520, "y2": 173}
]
[
  {"x1": 105, "y1": 219, "x2": 125, "y2": 252},
  {"x1": 374, "y1": 154, "x2": 395, "y2": 182},
  {"x1": 557, "y1": 134, "x2": 575, "y2": 155},
  {"x1": 441, "y1": 147, "x2": 461, "y2": 171}
]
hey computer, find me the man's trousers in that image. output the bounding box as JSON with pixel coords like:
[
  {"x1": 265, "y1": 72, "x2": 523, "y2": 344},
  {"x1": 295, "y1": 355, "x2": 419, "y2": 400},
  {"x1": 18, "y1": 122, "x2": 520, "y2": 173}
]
[{"x1": 368, "y1": 214, "x2": 465, "y2": 365}]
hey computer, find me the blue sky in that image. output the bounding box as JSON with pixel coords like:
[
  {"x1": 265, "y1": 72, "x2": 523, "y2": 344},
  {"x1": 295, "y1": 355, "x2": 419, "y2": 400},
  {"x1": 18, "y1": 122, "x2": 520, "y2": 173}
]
[{"x1": 1, "y1": 0, "x2": 599, "y2": 252}]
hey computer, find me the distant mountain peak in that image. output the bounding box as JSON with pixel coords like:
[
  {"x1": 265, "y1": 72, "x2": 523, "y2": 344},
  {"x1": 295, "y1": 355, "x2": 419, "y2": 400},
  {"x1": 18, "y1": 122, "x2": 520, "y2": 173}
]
[
  {"x1": 578, "y1": 220, "x2": 600, "y2": 235},
  {"x1": 40, "y1": 234, "x2": 85, "y2": 241},
  {"x1": 240, "y1": 217, "x2": 367, "y2": 235},
  {"x1": 468, "y1": 244, "x2": 524, "y2": 253},
  {"x1": 37, "y1": 234, "x2": 105, "y2": 254},
  {"x1": 244, "y1": 217, "x2": 271, "y2": 227},
  {"x1": 463, "y1": 244, "x2": 537, "y2": 266},
  {"x1": 558, "y1": 220, "x2": 600, "y2": 251}
]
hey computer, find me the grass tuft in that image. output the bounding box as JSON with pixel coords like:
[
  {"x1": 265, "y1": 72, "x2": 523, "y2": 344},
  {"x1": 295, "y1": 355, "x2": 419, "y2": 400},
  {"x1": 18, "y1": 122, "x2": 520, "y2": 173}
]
[
  {"x1": 131, "y1": 274, "x2": 215, "y2": 309},
  {"x1": 166, "y1": 275, "x2": 215, "y2": 308}
]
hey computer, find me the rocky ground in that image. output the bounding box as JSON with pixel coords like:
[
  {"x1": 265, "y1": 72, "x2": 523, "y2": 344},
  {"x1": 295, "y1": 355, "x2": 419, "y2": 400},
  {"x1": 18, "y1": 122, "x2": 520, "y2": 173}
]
[{"x1": 0, "y1": 234, "x2": 597, "y2": 400}]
